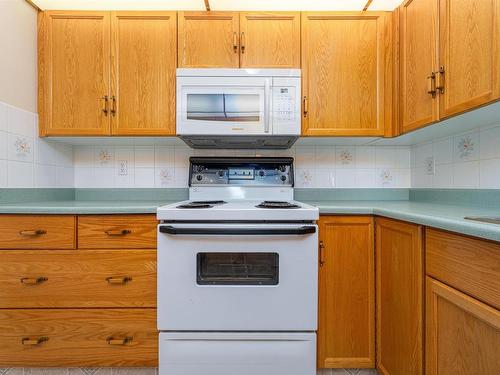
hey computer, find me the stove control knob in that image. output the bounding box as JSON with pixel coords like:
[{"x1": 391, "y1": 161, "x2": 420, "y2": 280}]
[
  {"x1": 280, "y1": 175, "x2": 287, "y2": 182},
  {"x1": 196, "y1": 174, "x2": 203, "y2": 181},
  {"x1": 278, "y1": 165, "x2": 287, "y2": 173},
  {"x1": 258, "y1": 170, "x2": 265, "y2": 177},
  {"x1": 217, "y1": 170, "x2": 225, "y2": 177}
]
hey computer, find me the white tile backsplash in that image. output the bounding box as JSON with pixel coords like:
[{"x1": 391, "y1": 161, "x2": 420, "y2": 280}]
[
  {"x1": 411, "y1": 123, "x2": 500, "y2": 189},
  {"x1": 2, "y1": 99, "x2": 497, "y2": 190}
]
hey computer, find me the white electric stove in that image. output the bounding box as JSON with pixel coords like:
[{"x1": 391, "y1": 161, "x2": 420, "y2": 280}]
[{"x1": 157, "y1": 157, "x2": 319, "y2": 375}]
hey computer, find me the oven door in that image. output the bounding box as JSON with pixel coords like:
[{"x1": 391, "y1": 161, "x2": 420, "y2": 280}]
[
  {"x1": 157, "y1": 223, "x2": 318, "y2": 331},
  {"x1": 176, "y1": 76, "x2": 271, "y2": 135}
]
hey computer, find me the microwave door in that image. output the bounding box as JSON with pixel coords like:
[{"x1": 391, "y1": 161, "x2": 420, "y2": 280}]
[{"x1": 178, "y1": 84, "x2": 269, "y2": 135}]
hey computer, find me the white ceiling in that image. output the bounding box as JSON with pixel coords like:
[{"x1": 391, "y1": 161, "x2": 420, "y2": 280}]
[{"x1": 31, "y1": 0, "x2": 405, "y2": 11}]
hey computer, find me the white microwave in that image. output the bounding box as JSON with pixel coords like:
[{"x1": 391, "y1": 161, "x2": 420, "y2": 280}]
[{"x1": 176, "y1": 69, "x2": 301, "y2": 149}]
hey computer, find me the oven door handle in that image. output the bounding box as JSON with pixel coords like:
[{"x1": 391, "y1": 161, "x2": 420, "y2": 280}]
[{"x1": 159, "y1": 225, "x2": 316, "y2": 236}]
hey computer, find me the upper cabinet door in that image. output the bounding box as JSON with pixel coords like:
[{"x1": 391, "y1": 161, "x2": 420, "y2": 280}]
[
  {"x1": 178, "y1": 11, "x2": 239, "y2": 68},
  {"x1": 239, "y1": 12, "x2": 300, "y2": 68},
  {"x1": 38, "y1": 11, "x2": 111, "y2": 136},
  {"x1": 302, "y1": 13, "x2": 391, "y2": 136},
  {"x1": 111, "y1": 12, "x2": 177, "y2": 136},
  {"x1": 400, "y1": 0, "x2": 439, "y2": 133},
  {"x1": 439, "y1": 0, "x2": 500, "y2": 118}
]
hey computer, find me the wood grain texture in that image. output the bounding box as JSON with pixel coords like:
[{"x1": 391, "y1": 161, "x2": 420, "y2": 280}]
[
  {"x1": 111, "y1": 12, "x2": 177, "y2": 135},
  {"x1": 439, "y1": 0, "x2": 500, "y2": 118},
  {"x1": 78, "y1": 215, "x2": 157, "y2": 249},
  {"x1": 0, "y1": 215, "x2": 76, "y2": 249},
  {"x1": 178, "y1": 11, "x2": 239, "y2": 68},
  {"x1": 239, "y1": 12, "x2": 300, "y2": 68},
  {"x1": 0, "y1": 250, "x2": 156, "y2": 308},
  {"x1": 426, "y1": 228, "x2": 500, "y2": 310},
  {"x1": 317, "y1": 216, "x2": 375, "y2": 369},
  {"x1": 0, "y1": 308, "x2": 157, "y2": 367},
  {"x1": 38, "y1": 11, "x2": 111, "y2": 136},
  {"x1": 426, "y1": 277, "x2": 500, "y2": 375},
  {"x1": 301, "y1": 12, "x2": 390, "y2": 136},
  {"x1": 376, "y1": 217, "x2": 423, "y2": 375},
  {"x1": 400, "y1": 0, "x2": 439, "y2": 133}
]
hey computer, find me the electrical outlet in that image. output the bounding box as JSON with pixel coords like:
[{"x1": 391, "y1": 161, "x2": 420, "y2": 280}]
[
  {"x1": 425, "y1": 156, "x2": 435, "y2": 175},
  {"x1": 118, "y1": 160, "x2": 128, "y2": 176}
]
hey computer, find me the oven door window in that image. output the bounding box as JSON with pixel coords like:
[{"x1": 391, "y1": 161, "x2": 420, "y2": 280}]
[
  {"x1": 187, "y1": 93, "x2": 260, "y2": 122},
  {"x1": 197, "y1": 252, "x2": 279, "y2": 286}
]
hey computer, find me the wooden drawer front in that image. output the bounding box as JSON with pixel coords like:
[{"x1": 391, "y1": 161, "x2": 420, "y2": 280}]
[
  {"x1": 426, "y1": 229, "x2": 500, "y2": 310},
  {"x1": 0, "y1": 308, "x2": 157, "y2": 367},
  {"x1": 0, "y1": 215, "x2": 75, "y2": 249},
  {"x1": 78, "y1": 215, "x2": 157, "y2": 249},
  {"x1": 0, "y1": 250, "x2": 156, "y2": 308}
]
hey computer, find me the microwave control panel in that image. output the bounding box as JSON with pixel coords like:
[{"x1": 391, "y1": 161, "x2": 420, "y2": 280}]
[{"x1": 273, "y1": 86, "x2": 296, "y2": 121}]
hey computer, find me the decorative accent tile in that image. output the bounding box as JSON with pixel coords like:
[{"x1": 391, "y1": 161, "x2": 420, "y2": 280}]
[
  {"x1": 8, "y1": 134, "x2": 33, "y2": 162},
  {"x1": 379, "y1": 169, "x2": 394, "y2": 186},
  {"x1": 336, "y1": 148, "x2": 355, "y2": 167},
  {"x1": 95, "y1": 147, "x2": 114, "y2": 166},
  {"x1": 155, "y1": 167, "x2": 175, "y2": 187},
  {"x1": 456, "y1": 135, "x2": 476, "y2": 159},
  {"x1": 295, "y1": 168, "x2": 315, "y2": 188}
]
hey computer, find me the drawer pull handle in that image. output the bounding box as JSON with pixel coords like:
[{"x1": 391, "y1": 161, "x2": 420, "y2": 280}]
[
  {"x1": 22, "y1": 337, "x2": 49, "y2": 346},
  {"x1": 107, "y1": 336, "x2": 133, "y2": 346},
  {"x1": 105, "y1": 229, "x2": 131, "y2": 236},
  {"x1": 106, "y1": 276, "x2": 132, "y2": 285},
  {"x1": 19, "y1": 229, "x2": 47, "y2": 237},
  {"x1": 21, "y1": 277, "x2": 48, "y2": 285}
]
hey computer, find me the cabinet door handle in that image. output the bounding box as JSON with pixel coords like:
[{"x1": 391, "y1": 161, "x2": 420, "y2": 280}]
[
  {"x1": 436, "y1": 66, "x2": 445, "y2": 94},
  {"x1": 427, "y1": 72, "x2": 437, "y2": 97},
  {"x1": 21, "y1": 277, "x2": 48, "y2": 285},
  {"x1": 102, "y1": 95, "x2": 109, "y2": 115},
  {"x1": 19, "y1": 229, "x2": 47, "y2": 237},
  {"x1": 241, "y1": 32, "x2": 245, "y2": 54},
  {"x1": 104, "y1": 229, "x2": 131, "y2": 236},
  {"x1": 106, "y1": 276, "x2": 132, "y2": 285},
  {"x1": 319, "y1": 240, "x2": 325, "y2": 267},
  {"x1": 107, "y1": 336, "x2": 133, "y2": 346},
  {"x1": 303, "y1": 96, "x2": 309, "y2": 117},
  {"x1": 233, "y1": 32, "x2": 238, "y2": 53},
  {"x1": 111, "y1": 95, "x2": 116, "y2": 116},
  {"x1": 22, "y1": 337, "x2": 49, "y2": 346}
]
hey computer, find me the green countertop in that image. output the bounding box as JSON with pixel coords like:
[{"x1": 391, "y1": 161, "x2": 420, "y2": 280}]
[{"x1": 0, "y1": 198, "x2": 499, "y2": 243}]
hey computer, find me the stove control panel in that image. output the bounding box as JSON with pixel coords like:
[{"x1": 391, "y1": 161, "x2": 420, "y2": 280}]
[{"x1": 189, "y1": 157, "x2": 294, "y2": 187}]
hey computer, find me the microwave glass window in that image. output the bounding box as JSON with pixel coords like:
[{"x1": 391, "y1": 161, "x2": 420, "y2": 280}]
[
  {"x1": 187, "y1": 94, "x2": 260, "y2": 122},
  {"x1": 197, "y1": 252, "x2": 279, "y2": 285}
]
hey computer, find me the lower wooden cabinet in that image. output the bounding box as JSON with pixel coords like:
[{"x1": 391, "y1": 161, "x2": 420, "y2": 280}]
[
  {"x1": 426, "y1": 277, "x2": 500, "y2": 375},
  {"x1": 376, "y1": 217, "x2": 424, "y2": 375},
  {"x1": 317, "y1": 216, "x2": 375, "y2": 368},
  {"x1": 0, "y1": 308, "x2": 157, "y2": 367}
]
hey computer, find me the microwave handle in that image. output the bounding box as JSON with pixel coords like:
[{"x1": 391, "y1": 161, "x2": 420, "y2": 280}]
[{"x1": 264, "y1": 79, "x2": 271, "y2": 134}]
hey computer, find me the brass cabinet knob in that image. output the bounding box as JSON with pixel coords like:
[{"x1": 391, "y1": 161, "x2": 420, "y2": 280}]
[{"x1": 22, "y1": 337, "x2": 49, "y2": 346}]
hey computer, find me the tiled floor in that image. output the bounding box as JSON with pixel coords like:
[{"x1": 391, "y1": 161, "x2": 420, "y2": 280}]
[{"x1": 1, "y1": 369, "x2": 377, "y2": 375}]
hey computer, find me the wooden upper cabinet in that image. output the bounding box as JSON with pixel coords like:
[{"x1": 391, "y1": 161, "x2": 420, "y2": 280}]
[
  {"x1": 111, "y1": 12, "x2": 177, "y2": 135},
  {"x1": 438, "y1": 0, "x2": 500, "y2": 118},
  {"x1": 318, "y1": 216, "x2": 375, "y2": 369},
  {"x1": 426, "y1": 277, "x2": 500, "y2": 375},
  {"x1": 376, "y1": 217, "x2": 424, "y2": 375},
  {"x1": 239, "y1": 12, "x2": 300, "y2": 68},
  {"x1": 400, "y1": 0, "x2": 439, "y2": 133},
  {"x1": 38, "y1": 11, "x2": 111, "y2": 136},
  {"x1": 178, "y1": 11, "x2": 239, "y2": 68},
  {"x1": 302, "y1": 13, "x2": 392, "y2": 136}
]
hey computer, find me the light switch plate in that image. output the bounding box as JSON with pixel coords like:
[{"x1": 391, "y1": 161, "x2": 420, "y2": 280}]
[
  {"x1": 118, "y1": 160, "x2": 128, "y2": 176},
  {"x1": 425, "y1": 156, "x2": 435, "y2": 175}
]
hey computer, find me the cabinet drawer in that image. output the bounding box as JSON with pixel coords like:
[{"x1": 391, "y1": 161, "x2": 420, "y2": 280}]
[
  {"x1": 426, "y1": 229, "x2": 500, "y2": 309},
  {"x1": 0, "y1": 215, "x2": 76, "y2": 249},
  {"x1": 78, "y1": 215, "x2": 157, "y2": 249},
  {"x1": 0, "y1": 250, "x2": 156, "y2": 308},
  {"x1": 0, "y1": 308, "x2": 157, "y2": 367}
]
